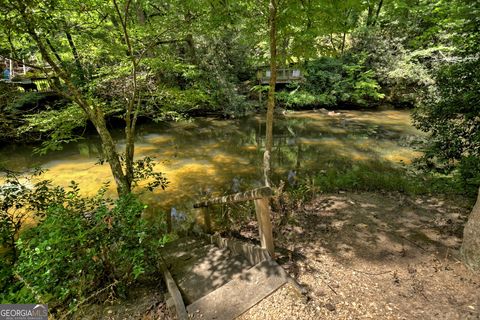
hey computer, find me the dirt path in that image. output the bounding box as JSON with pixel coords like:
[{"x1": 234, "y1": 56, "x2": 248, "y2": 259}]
[{"x1": 239, "y1": 192, "x2": 480, "y2": 319}]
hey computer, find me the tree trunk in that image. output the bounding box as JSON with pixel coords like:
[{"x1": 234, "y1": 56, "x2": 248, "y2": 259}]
[
  {"x1": 65, "y1": 30, "x2": 85, "y2": 82},
  {"x1": 45, "y1": 38, "x2": 63, "y2": 65},
  {"x1": 367, "y1": 0, "x2": 383, "y2": 27},
  {"x1": 114, "y1": 0, "x2": 139, "y2": 194},
  {"x1": 90, "y1": 108, "x2": 130, "y2": 196},
  {"x1": 124, "y1": 116, "x2": 135, "y2": 192},
  {"x1": 461, "y1": 187, "x2": 480, "y2": 271},
  {"x1": 264, "y1": 0, "x2": 277, "y2": 188},
  {"x1": 366, "y1": 1, "x2": 374, "y2": 26},
  {"x1": 20, "y1": 14, "x2": 130, "y2": 196},
  {"x1": 372, "y1": 0, "x2": 384, "y2": 27}
]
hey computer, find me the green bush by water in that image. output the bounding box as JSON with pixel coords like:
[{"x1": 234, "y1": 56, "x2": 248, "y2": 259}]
[
  {"x1": 277, "y1": 56, "x2": 384, "y2": 109},
  {"x1": 0, "y1": 177, "x2": 169, "y2": 314},
  {"x1": 289, "y1": 158, "x2": 467, "y2": 198},
  {"x1": 313, "y1": 159, "x2": 423, "y2": 194}
]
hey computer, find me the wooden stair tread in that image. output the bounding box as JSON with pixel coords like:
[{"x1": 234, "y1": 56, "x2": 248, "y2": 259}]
[
  {"x1": 162, "y1": 237, "x2": 253, "y2": 304},
  {"x1": 186, "y1": 259, "x2": 287, "y2": 320}
]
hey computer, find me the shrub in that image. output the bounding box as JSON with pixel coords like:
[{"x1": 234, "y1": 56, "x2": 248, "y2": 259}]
[
  {"x1": 0, "y1": 178, "x2": 168, "y2": 313},
  {"x1": 412, "y1": 59, "x2": 480, "y2": 195},
  {"x1": 459, "y1": 156, "x2": 480, "y2": 197},
  {"x1": 277, "y1": 56, "x2": 384, "y2": 109},
  {"x1": 0, "y1": 168, "x2": 61, "y2": 264}
]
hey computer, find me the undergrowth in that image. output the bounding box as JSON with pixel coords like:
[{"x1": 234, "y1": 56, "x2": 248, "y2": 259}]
[
  {"x1": 0, "y1": 170, "x2": 169, "y2": 316},
  {"x1": 287, "y1": 158, "x2": 472, "y2": 203}
]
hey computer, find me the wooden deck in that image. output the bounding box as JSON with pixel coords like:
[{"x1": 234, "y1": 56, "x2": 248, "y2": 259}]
[
  {"x1": 1, "y1": 77, "x2": 56, "y2": 93},
  {"x1": 258, "y1": 68, "x2": 303, "y2": 84}
]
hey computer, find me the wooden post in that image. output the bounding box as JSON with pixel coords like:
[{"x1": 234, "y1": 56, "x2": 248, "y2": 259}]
[
  {"x1": 159, "y1": 257, "x2": 188, "y2": 320},
  {"x1": 254, "y1": 197, "x2": 275, "y2": 258},
  {"x1": 203, "y1": 207, "x2": 211, "y2": 233},
  {"x1": 9, "y1": 59, "x2": 13, "y2": 79},
  {"x1": 196, "y1": 207, "x2": 212, "y2": 233}
]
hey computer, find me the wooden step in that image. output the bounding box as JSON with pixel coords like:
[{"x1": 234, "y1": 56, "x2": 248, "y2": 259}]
[
  {"x1": 186, "y1": 259, "x2": 287, "y2": 320},
  {"x1": 162, "y1": 237, "x2": 253, "y2": 304}
]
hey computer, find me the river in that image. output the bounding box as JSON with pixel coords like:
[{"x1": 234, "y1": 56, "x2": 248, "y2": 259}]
[{"x1": 0, "y1": 109, "x2": 423, "y2": 220}]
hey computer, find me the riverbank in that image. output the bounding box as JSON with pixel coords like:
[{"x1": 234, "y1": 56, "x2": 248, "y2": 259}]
[
  {"x1": 76, "y1": 190, "x2": 479, "y2": 319},
  {"x1": 2, "y1": 108, "x2": 477, "y2": 318}
]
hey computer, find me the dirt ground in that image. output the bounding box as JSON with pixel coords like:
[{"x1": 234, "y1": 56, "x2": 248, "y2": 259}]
[
  {"x1": 74, "y1": 281, "x2": 176, "y2": 320},
  {"x1": 239, "y1": 192, "x2": 480, "y2": 320},
  {"x1": 78, "y1": 191, "x2": 479, "y2": 319}
]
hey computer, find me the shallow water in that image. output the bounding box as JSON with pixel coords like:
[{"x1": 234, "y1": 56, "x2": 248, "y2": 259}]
[{"x1": 0, "y1": 110, "x2": 424, "y2": 217}]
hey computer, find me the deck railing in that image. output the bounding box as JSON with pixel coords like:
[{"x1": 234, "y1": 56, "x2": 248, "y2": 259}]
[
  {"x1": 2, "y1": 77, "x2": 57, "y2": 93},
  {"x1": 258, "y1": 68, "x2": 302, "y2": 84},
  {"x1": 193, "y1": 186, "x2": 275, "y2": 257}
]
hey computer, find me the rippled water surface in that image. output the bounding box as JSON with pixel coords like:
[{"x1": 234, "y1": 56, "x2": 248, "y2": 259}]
[{"x1": 0, "y1": 110, "x2": 424, "y2": 216}]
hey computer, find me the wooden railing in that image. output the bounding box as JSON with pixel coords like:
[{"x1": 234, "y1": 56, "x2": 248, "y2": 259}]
[
  {"x1": 1, "y1": 77, "x2": 57, "y2": 93},
  {"x1": 258, "y1": 68, "x2": 302, "y2": 84},
  {"x1": 193, "y1": 186, "x2": 275, "y2": 257}
]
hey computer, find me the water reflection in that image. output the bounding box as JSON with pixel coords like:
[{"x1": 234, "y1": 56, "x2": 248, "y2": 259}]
[{"x1": 0, "y1": 110, "x2": 424, "y2": 216}]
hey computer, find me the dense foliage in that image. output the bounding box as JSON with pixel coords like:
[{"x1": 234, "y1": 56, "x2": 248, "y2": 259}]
[
  {"x1": 411, "y1": 0, "x2": 480, "y2": 195},
  {"x1": 0, "y1": 172, "x2": 168, "y2": 313},
  {"x1": 0, "y1": 0, "x2": 479, "y2": 304},
  {"x1": 277, "y1": 55, "x2": 384, "y2": 108}
]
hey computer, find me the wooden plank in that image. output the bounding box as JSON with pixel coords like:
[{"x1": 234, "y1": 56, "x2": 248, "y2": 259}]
[
  {"x1": 186, "y1": 259, "x2": 287, "y2": 320},
  {"x1": 254, "y1": 197, "x2": 275, "y2": 258},
  {"x1": 161, "y1": 237, "x2": 253, "y2": 304},
  {"x1": 193, "y1": 187, "x2": 273, "y2": 208},
  {"x1": 202, "y1": 233, "x2": 307, "y2": 295},
  {"x1": 158, "y1": 257, "x2": 188, "y2": 320},
  {"x1": 204, "y1": 207, "x2": 212, "y2": 233},
  {"x1": 208, "y1": 234, "x2": 271, "y2": 265}
]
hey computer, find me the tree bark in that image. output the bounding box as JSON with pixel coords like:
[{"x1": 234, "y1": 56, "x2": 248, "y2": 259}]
[
  {"x1": 90, "y1": 107, "x2": 130, "y2": 196},
  {"x1": 65, "y1": 30, "x2": 85, "y2": 82},
  {"x1": 264, "y1": 0, "x2": 277, "y2": 188},
  {"x1": 372, "y1": 0, "x2": 384, "y2": 27},
  {"x1": 461, "y1": 187, "x2": 480, "y2": 271},
  {"x1": 113, "y1": 0, "x2": 138, "y2": 193}
]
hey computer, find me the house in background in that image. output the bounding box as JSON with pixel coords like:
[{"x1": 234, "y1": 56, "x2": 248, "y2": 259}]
[
  {"x1": 257, "y1": 67, "x2": 303, "y2": 85},
  {"x1": 0, "y1": 57, "x2": 31, "y2": 80},
  {"x1": 0, "y1": 57, "x2": 57, "y2": 92}
]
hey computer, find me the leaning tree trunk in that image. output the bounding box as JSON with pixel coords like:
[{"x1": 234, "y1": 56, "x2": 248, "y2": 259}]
[
  {"x1": 461, "y1": 187, "x2": 480, "y2": 271},
  {"x1": 19, "y1": 10, "x2": 131, "y2": 196}
]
